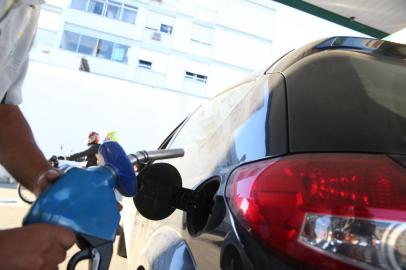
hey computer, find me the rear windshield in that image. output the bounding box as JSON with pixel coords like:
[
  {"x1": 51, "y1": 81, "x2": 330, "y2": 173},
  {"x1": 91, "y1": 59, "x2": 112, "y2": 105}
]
[
  {"x1": 166, "y1": 76, "x2": 276, "y2": 177},
  {"x1": 286, "y1": 50, "x2": 406, "y2": 155}
]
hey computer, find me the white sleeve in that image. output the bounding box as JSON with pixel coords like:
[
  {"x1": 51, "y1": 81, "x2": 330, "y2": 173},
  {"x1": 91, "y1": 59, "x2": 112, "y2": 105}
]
[
  {"x1": 0, "y1": 2, "x2": 41, "y2": 105},
  {"x1": 1, "y1": 58, "x2": 28, "y2": 105}
]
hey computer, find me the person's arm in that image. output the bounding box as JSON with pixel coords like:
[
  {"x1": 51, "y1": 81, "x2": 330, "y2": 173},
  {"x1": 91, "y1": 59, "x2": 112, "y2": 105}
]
[
  {"x1": 67, "y1": 144, "x2": 98, "y2": 161},
  {"x1": 66, "y1": 155, "x2": 86, "y2": 162},
  {"x1": 0, "y1": 105, "x2": 59, "y2": 194},
  {"x1": 0, "y1": 5, "x2": 76, "y2": 270},
  {"x1": 0, "y1": 106, "x2": 76, "y2": 269}
]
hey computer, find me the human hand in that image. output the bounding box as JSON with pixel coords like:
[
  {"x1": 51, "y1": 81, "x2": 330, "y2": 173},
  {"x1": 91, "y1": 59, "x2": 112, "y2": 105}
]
[
  {"x1": 0, "y1": 224, "x2": 75, "y2": 270},
  {"x1": 33, "y1": 168, "x2": 62, "y2": 196}
]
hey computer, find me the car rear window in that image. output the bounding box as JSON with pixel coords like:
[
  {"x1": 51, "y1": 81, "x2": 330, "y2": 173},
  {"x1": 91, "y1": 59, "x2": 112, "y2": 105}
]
[
  {"x1": 169, "y1": 80, "x2": 257, "y2": 149},
  {"x1": 166, "y1": 75, "x2": 277, "y2": 175},
  {"x1": 285, "y1": 50, "x2": 406, "y2": 155}
]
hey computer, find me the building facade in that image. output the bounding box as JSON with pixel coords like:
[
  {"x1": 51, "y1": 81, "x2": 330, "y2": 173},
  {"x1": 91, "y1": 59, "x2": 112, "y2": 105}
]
[{"x1": 32, "y1": 0, "x2": 277, "y2": 98}]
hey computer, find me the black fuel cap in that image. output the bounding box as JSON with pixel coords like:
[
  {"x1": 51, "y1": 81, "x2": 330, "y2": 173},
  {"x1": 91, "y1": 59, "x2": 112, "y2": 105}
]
[{"x1": 133, "y1": 163, "x2": 182, "y2": 220}]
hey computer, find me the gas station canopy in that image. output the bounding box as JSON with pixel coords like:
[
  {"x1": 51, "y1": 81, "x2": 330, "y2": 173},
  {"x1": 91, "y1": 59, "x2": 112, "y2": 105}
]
[{"x1": 273, "y1": 0, "x2": 406, "y2": 39}]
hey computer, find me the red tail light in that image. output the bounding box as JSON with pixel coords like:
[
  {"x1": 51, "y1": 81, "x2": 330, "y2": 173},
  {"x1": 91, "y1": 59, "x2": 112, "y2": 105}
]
[{"x1": 226, "y1": 154, "x2": 406, "y2": 269}]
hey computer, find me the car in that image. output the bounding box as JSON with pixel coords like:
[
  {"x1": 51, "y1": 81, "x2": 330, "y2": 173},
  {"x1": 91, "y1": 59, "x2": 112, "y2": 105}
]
[{"x1": 124, "y1": 36, "x2": 406, "y2": 270}]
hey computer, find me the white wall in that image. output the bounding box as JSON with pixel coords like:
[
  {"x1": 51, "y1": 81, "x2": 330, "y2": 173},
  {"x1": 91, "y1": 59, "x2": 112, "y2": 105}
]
[
  {"x1": 212, "y1": 29, "x2": 273, "y2": 70},
  {"x1": 217, "y1": 0, "x2": 276, "y2": 40},
  {"x1": 138, "y1": 49, "x2": 169, "y2": 73},
  {"x1": 38, "y1": 9, "x2": 62, "y2": 32},
  {"x1": 207, "y1": 65, "x2": 249, "y2": 97},
  {"x1": 166, "y1": 55, "x2": 187, "y2": 90},
  {"x1": 20, "y1": 61, "x2": 206, "y2": 158},
  {"x1": 172, "y1": 17, "x2": 192, "y2": 52}
]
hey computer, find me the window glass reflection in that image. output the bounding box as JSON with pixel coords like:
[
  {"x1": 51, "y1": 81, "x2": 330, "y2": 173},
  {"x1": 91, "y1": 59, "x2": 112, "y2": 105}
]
[
  {"x1": 106, "y1": 1, "x2": 121, "y2": 19},
  {"x1": 97, "y1": 40, "x2": 114, "y2": 59},
  {"x1": 60, "y1": 31, "x2": 129, "y2": 63},
  {"x1": 112, "y1": 44, "x2": 129, "y2": 63},
  {"x1": 121, "y1": 8, "x2": 137, "y2": 24},
  {"x1": 88, "y1": 0, "x2": 105, "y2": 15},
  {"x1": 71, "y1": 0, "x2": 87, "y2": 10},
  {"x1": 70, "y1": 0, "x2": 137, "y2": 25},
  {"x1": 78, "y1": 36, "x2": 97, "y2": 55},
  {"x1": 160, "y1": 24, "x2": 173, "y2": 34},
  {"x1": 60, "y1": 31, "x2": 80, "y2": 52}
]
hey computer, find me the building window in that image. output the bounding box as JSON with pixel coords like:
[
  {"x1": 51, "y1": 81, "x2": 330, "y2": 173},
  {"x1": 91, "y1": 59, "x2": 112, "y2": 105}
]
[
  {"x1": 112, "y1": 44, "x2": 129, "y2": 63},
  {"x1": 160, "y1": 24, "x2": 173, "y2": 34},
  {"x1": 106, "y1": 1, "x2": 121, "y2": 19},
  {"x1": 70, "y1": 0, "x2": 138, "y2": 24},
  {"x1": 77, "y1": 36, "x2": 97, "y2": 55},
  {"x1": 121, "y1": 5, "x2": 137, "y2": 24},
  {"x1": 145, "y1": 11, "x2": 175, "y2": 37},
  {"x1": 96, "y1": 39, "x2": 113, "y2": 59},
  {"x1": 185, "y1": 71, "x2": 208, "y2": 84},
  {"x1": 138, "y1": 60, "x2": 152, "y2": 69},
  {"x1": 71, "y1": 0, "x2": 87, "y2": 10},
  {"x1": 88, "y1": 0, "x2": 105, "y2": 15},
  {"x1": 145, "y1": 24, "x2": 174, "y2": 35},
  {"x1": 60, "y1": 30, "x2": 129, "y2": 63},
  {"x1": 60, "y1": 31, "x2": 80, "y2": 52}
]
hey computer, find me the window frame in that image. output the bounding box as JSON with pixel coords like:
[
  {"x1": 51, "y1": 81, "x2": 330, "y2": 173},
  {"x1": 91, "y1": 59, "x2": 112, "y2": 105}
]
[
  {"x1": 105, "y1": 0, "x2": 122, "y2": 20},
  {"x1": 158, "y1": 117, "x2": 190, "y2": 150},
  {"x1": 184, "y1": 71, "x2": 208, "y2": 84},
  {"x1": 96, "y1": 39, "x2": 114, "y2": 60},
  {"x1": 60, "y1": 30, "x2": 130, "y2": 63},
  {"x1": 71, "y1": 0, "x2": 88, "y2": 11},
  {"x1": 77, "y1": 35, "x2": 98, "y2": 55},
  {"x1": 60, "y1": 30, "x2": 80, "y2": 52},
  {"x1": 70, "y1": 0, "x2": 138, "y2": 25},
  {"x1": 111, "y1": 43, "x2": 129, "y2": 63},
  {"x1": 160, "y1": 24, "x2": 173, "y2": 35},
  {"x1": 121, "y1": 4, "x2": 138, "y2": 24},
  {"x1": 87, "y1": 0, "x2": 106, "y2": 15},
  {"x1": 138, "y1": 60, "x2": 153, "y2": 70}
]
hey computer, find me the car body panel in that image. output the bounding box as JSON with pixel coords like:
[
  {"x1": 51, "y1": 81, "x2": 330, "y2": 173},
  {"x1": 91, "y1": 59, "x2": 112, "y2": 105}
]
[
  {"x1": 128, "y1": 73, "x2": 289, "y2": 269},
  {"x1": 284, "y1": 50, "x2": 406, "y2": 154},
  {"x1": 128, "y1": 225, "x2": 196, "y2": 270},
  {"x1": 126, "y1": 36, "x2": 406, "y2": 270}
]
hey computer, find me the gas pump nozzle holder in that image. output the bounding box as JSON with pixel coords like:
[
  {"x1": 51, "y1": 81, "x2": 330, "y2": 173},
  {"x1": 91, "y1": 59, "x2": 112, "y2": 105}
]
[{"x1": 23, "y1": 142, "x2": 188, "y2": 270}]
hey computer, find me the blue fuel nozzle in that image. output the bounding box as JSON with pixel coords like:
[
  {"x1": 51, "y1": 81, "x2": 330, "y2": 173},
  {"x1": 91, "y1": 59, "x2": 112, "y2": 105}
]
[
  {"x1": 23, "y1": 141, "x2": 137, "y2": 270},
  {"x1": 98, "y1": 141, "x2": 137, "y2": 197}
]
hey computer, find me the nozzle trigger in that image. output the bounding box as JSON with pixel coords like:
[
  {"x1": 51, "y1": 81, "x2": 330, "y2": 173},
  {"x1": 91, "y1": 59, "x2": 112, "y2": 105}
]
[
  {"x1": 67, "y1": 235, "x2": 113, "y2": 270},
  {"x1": 67, "y1": 249, "x2": 92, "y2": 270}
]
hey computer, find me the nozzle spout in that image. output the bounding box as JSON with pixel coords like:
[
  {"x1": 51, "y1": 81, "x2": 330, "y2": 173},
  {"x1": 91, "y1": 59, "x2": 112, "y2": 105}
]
[{"x1": 128, "y1": 149, "x2": 184, "y2": 166}]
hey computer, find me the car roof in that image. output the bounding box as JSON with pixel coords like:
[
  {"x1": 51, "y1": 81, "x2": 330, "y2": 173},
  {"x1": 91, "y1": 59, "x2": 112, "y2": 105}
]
[{"x1": 265, "y1": 36, "x2": 406, "y2": 75}]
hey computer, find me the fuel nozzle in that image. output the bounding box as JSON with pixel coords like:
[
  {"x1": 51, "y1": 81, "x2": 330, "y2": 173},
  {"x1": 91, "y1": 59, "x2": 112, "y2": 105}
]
[
  {"x1": 128, "y1": 148, "x2": 184, "y2": 169},
  {"x1": 23, "y1": 141, "x2": 137, "y2": 270},
  {"x1": 23, "y1": 142, "x2": 190, "y2": 270}
]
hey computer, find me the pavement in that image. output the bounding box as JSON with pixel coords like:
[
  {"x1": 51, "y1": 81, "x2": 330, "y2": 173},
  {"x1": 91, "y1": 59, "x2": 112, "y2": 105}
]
[{"x1": 0, "y1": 183, "x2": 128, "y2": 270}]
